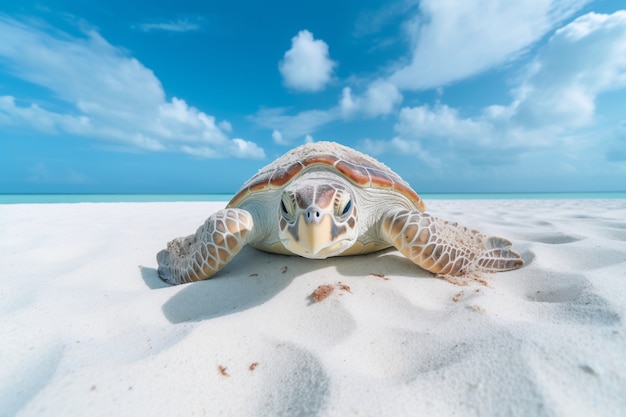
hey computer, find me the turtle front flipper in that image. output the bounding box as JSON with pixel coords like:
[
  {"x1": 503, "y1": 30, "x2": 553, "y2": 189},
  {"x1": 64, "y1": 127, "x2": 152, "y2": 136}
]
[
  {"x1": 381, "y1": 209, "x2": 524, "y2": 279},
  {"x1": 157, "y1": 208, "x2": 254, "y2": 285}
]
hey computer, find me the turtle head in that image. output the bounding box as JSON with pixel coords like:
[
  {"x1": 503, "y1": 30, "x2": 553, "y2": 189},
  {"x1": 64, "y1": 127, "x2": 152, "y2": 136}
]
[{"x1": 278, "y1": 180, "x2": 358, "y2": 258}]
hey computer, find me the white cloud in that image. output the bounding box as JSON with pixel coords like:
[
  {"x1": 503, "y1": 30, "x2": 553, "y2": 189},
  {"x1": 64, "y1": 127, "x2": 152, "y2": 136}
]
[
  {"x1": 218, "y1": 120, "x2": 232, "y2": 132},
  {"x1": 512, "y1": 11, "x2": 626, "y2": 130},
  {"x1": 279, "y1": 30, "x2": 336, "y2": 92},
  {"x1": 304, "y1": 134, "x2": 314, "y2": 143},
  {"x1": 0, "y1": 96, "x2": 93, "y2": 135},
  {"x1": 339, "y1": 88, "x2": 356, "y2": 116},
  {"x1": 272, "y1": 129, "x2": 288, "y2": 145},
  {"x1": 265, "y1": 1, "x2": 588, "y2": 137},
  {"x1": 353, "y1": 2, "x2": 416, "y2": 38},
  {"x1": 340, "y1": 79, "x2": 403, "y2": 118},
  {"x1": 369, "y1": 11, "x2": 626, "y2": 171},
  {"x1": 375, "y1": 103, "x2": 512, "y2": 169},
  {"x1": 395, "y1": 104, "x2": 490, "y2": 144},
  {"x1": 254, "y1": 79, "x2": 401, "y2": 138},
  {"x1": 391, "y1": 0, "x2": 590, "y2": 90},
  {"x1": 362, "y1": 136, "x2": 441, "y2": 170},
  {"x1": 135, "y1": 18, "x2": 202, "y2": 33},
  {"x1": 250, "y1": 107, "x2": 338, "y2": 141},
  {"x1": 231, "y1": 138, "x2": 266, "y2": 159},
  {"x1": 0, "y1": 16, "x2": 264, "y2": 159}
]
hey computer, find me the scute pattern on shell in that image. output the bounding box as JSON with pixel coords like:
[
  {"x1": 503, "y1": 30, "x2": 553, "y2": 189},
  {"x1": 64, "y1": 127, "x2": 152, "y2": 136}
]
[{"x1": 227, "y1": 141, "x2": 426, "y2": 211}]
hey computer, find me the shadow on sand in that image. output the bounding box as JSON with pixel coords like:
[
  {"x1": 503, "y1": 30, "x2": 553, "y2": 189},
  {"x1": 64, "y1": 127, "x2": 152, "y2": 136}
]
[{"x1": 146, "y1": 246, "x2": 434, "y2": 324}]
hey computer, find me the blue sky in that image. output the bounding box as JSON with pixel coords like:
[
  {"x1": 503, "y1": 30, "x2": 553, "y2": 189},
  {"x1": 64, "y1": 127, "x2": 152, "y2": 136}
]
[{"x1": 1, "y1": 0, "x2": 625, "y2": 194}]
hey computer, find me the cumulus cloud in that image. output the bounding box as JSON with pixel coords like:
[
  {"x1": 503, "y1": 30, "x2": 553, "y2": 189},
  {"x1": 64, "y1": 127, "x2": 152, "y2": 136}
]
[
  {"x1": 362, "y1": 135, "x2": 441, "y2": 170},
  {"x1": 262, "y1": 1, "x2": 589, "y2": 139},
  {"x1": 512, "y1": 11, "x2": 626, "y2": 129},
  {"x1": 368, "y1": 11, "x2": 626, "y2": 171},
  {"x1": 0, "y1": 16, "x2": 263, "y2": 159},
  {"x1": 231, "y1": 138, "x2": 265, "y2": 159},
  {"x1": 0, "y1": 96, "x2": 93, "y2": 136},
  {"x1": 363, "y1": 103, "x2": 517, "y2": 170},
  {"x1": 391, "y1": 0, "x2": 590, "y2": 90},
  {"x1": 252, "y1": 78, "x2": 402, "y2": 141},
  {"x1": 254, "y1": 78, "x2": 402, "y2": 138},
  {"x1": 255, "y1": 78, "x2": 402, "y2": 138},
  {"x1": 250, "y1": 107, "x2": 338, "y2": 142},
  {"x1": 279, "y1": 30, "x2": 336, "y2": 92},
  {"x1": 395, "y1": 105, "x2": 490, "y2": 144},
  {"x1": 340, "y1": 79, "x2": 403, "y2": 118}
]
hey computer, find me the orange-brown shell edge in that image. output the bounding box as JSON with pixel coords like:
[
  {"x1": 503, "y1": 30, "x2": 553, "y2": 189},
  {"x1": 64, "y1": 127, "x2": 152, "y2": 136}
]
[{"x1": 227, "y1": 141, "x2": 426, "y2": 212}]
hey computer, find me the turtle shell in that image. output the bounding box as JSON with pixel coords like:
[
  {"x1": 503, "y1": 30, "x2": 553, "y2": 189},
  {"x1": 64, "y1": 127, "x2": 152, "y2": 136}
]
[{"x1": 227, "y1": 141, "x2": 426, "y2": 212}]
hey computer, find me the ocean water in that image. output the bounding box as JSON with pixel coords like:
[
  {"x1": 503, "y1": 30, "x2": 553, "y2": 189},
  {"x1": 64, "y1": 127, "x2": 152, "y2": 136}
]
[{"x1": 1, "y1": 192, "x2": 625, "y2": 204}]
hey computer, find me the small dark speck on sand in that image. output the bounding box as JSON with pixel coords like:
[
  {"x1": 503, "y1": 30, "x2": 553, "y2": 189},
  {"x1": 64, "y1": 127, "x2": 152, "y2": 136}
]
[
  {"x1": 370, "y1": 273, "x2": 389, "y2": 280},
  {"x1": 337, "y1": 282, "x2": 352, "y2": 293},
  {"x1": 218, "y1": 365, "x2": 230, "y2": 377}
]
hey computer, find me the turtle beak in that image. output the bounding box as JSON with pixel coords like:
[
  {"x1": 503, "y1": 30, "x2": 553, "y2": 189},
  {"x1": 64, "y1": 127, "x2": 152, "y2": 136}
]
[{"x1": 296, "y1": 209, "x2": 336, "y2": 257}]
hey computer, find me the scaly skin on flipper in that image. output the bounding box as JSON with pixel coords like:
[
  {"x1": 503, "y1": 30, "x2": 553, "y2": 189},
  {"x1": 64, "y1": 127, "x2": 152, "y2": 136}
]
[
  {"x1": 157, "y1": 208, "x2": 254, "y2": 285},
  {"x1": 381, "y1": 209, "x2": 524, "y2": 277}
]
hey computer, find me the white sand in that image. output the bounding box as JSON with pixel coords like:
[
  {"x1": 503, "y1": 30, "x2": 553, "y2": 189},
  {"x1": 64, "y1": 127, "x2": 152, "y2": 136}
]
[{"x1": 1, "y1": 199, "x2": 625, "y2": 417}]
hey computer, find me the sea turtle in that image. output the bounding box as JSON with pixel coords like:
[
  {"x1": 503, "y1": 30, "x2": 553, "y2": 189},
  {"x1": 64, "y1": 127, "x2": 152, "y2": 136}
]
[{"x1": 157, "y1": 141, "x2": 524, "y2": 285}]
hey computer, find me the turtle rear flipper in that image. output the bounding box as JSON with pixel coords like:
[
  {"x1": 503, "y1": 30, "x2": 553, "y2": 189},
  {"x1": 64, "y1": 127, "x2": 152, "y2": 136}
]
[
  {"x1": 157, "y1": 208, "x2": 254, "y2": 285},
  {"x1": 381, "y1": 209, "x2": 524, "y2": 278}
]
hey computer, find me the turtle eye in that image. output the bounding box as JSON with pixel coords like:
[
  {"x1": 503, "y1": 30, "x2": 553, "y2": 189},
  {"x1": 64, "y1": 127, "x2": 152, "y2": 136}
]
[
  {"x1": 341, "y1": 199, "x2": 352, "y2": 216},
  {"x1": 336, "y1": 193, "x2": 352, "y2": 217},
  {"x1": 280, "y1": 193, "x2": 295, "y2": 217}
]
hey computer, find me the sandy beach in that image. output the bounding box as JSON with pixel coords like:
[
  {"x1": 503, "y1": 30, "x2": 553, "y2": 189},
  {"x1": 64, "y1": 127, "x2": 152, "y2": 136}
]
[{"x1": 1, "y1": 199, "x2": 625, "y2": 417}]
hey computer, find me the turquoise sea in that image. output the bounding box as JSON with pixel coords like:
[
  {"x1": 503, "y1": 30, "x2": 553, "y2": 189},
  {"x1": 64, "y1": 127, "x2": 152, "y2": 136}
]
[{"x1": 1, "y1": 192, "x2": 625, "y2": 204}]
